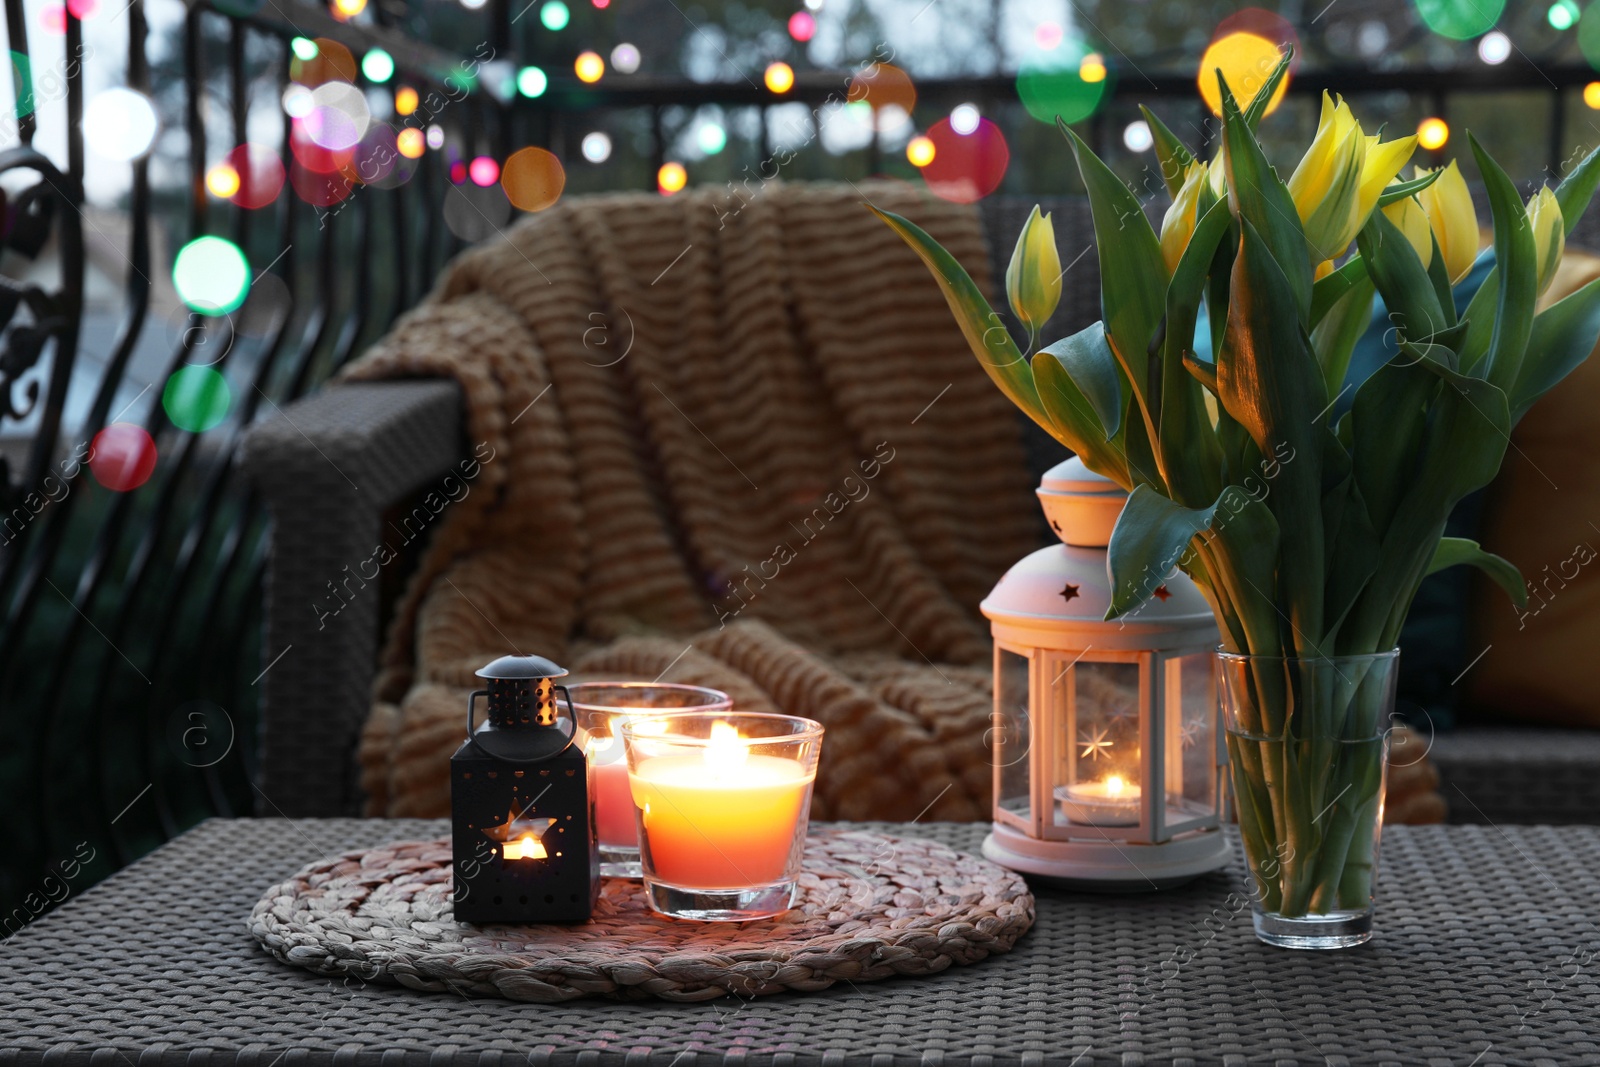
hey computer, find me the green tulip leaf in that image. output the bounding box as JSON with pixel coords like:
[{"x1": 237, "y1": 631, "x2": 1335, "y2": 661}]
[
  {"x1": 1511, "y1": 274, "x2": 1600, "y2": 421},
  {"x1": 1039, "y1": 321, "x2": 1123, "y2": 441},
  {"x1": 1241, "y1": 47, "x2": 1293, "y2": 131},
  {"x1": 869, "y1": 206, "x2": 1049, "y2": 430},
  {"x1": 1106, "y1": 484, "x2": 1217, "y2": 619},
  {"x1": 1425, "y1": 231, "x2": 1458, "y2": 329},
  {"x1": 1556, "y1": 140, "x2": 1600, "y2": 239},
  {"x1": 1427, "y1": 537, "x2": 1527, "y2": 611},
  {"x1": 1310, "y1": 255, "x2": 1369, "y2": 326},
  {"x1": 1140, "y1": 104, "x2": 1196, "y2": 199},
  {"x1": 1355, "y1": 206, "x2": 1449, "y2": 347},
  {"x1": 1467, "y1": 132, "x2": 1538, "y2": 392},
  {"x1": 1157, "y1": 198, "x2": 1232, "y2": 506},
  {"x1": 1376, "y1": 170, "x2": 1443, "y2": 208},
  {"x1": 1032, "y1": 341, "x2": 1131, "y2": 486},
  {"x1": 1311, "y1": 274, "x2": 1375, "y2": 398}
]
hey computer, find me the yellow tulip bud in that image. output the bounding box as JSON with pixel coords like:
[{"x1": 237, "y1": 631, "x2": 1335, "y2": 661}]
[
  {"x1": 1005, "y1": 205, "x2": 1062, "y2": 346},
  {"x1": 1526, "y1": 185, "x2": 1564, "y2": 298},
  {"x1": 1415, "y1": 161, "x2": 1478, "y2": 285},
  {"x1": 1288, "y1": 93, "x2": 1367, "y2": 261},
  {"x1": 1381, "y1": 194, "x2": 1433, "y2": 270},
  {"x1": 1358, "y1": 134, "x2": 1417, "y2": 225},
  {"x1": 1160, "y1": 162, "x2": 1207, "y2": 275}
]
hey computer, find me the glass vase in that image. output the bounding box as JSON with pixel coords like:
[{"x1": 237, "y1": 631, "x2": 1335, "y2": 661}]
[{"x1": 1216, "y1": 650, "x2": 1397, "y2": 950}]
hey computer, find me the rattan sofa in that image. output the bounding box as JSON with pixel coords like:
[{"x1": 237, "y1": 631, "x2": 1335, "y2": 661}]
[{"x1": 239, "y1": 194, "x2": 1600, "y2": 823}]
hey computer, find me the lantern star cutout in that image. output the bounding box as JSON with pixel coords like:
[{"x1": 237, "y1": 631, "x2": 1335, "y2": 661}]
[
  {"x1": 1154, "y1": 585, "x2": 1172, "y2": 601},
  {"x1": 1180, "y1": 720, "x2": 1202, "y2": 750},
  {"x1": 1079, "y1": 724, "x2": 1113, "y2": 761},
  {"x1": 484, "y1": 804, "x2": 557, "y2": 860},
  {"x1": 1060, "y1": 582, "x2": 1080, "y2": 603}
]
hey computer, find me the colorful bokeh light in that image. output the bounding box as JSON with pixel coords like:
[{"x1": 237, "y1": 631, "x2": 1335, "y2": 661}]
[
  {"x1": 658, "y1": 161, "x2": 688, "y2": 195},
  {"x1": 89, "y1": 424, "x2": 158, "y2": 492},
  {"x1": 224, "y1": 143, "x2": 286, "y2": 209},
  {"x1": 575, "y1": 51, "x2": 605, "y2": 83},
  {"x1": 290, "y1": 36, "x2": 318, "y2": 61},
  {"x1": 66, "y1": 0, "x2": 96, "y2": 19},
  {"x1": 205, "y1": 163, "x2": 241, "y2": 199},
  {"x1": 1417, "y1": 116, "x2": 1450, "y2": 150},
  {"x1": 906, "y1": 135, "x2": 935, "y2": 167},
  {"x1": 849, "y1": 62, "x2": 915, "y2": 115},
  {"x1": 1078, "y1": 52, "x2": 1106, "y2": 83},
  {"x1": 1551, "y1": 0, "x2": 1580, "y2": 30},
  {"x1": 163, "y1": 366, "x2": 231, "y2": 433},
  {"x1": 173, "y1": 236, "x2": 251, "y2": 316},
  {"x1": 611, "y1": 43, "x2": 641, "y2": 73},
  {"x1": 83, "y1": 88, "x2": 158, "y2": 161},
  {"x1": 697, "y1": 122, "x2": 727, "y2": 155},
  {"x1": 469, "y1": 156, "x2": 500, "y2": 186},
  {"x1": 362, "y1": 48, "x2": 394, "y2": 83},
  {"x1": 1414, "y1": 0, "x2": 1506, "y2": 40},
  {"x1": 921, "y1": 116, "x2": 1008, "y2": 204},
  {"x1": 290, "y1": 161, "x2": 354, "y2": 206},
  {"x1": 765, "y1": 62, "x2": 795, "y2": 94},
  {"x1": 397, "y1": 127, "x2": 426, "y2": 157},
  {"x1": 1197, "y1": 32, "x2": 1289, "y2": 118},
  {"x1": 502, "y1": 146, "x2": 566, "y2": 211},
  {"x1": 395, "y1": 86, "x2": 419, "y2": 115},
  {"x1": 517, "y1": 66, "x2": 548, "y2": 98},
  {"x1": 331, "y1": 0, "x2": 365, "y2": 19},
  {"x1": 1585, "y1": 81, "x2": 1600, "y2": 109},
  {"x1": 1017, "y1": 47, "x2": 1107, "y2": 126},
  {"x1": 789, "y1": 11, "x2": 816, "y2": 41},
  {"x1": 1034, "y1": 22, "x2": 1063, "y2": 50},
  {"x1": 581, "y1": 131, "x2": 612, "y2": 162},
  {"x1": 950, "y1": 103, "x2": 980, "y2": 135},
  {"x1": 540, "y1": 0, "x2": 569, "y2": 29}
]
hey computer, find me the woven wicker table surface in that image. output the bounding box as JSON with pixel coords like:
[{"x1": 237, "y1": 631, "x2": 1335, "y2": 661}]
[{"x1": 2, "y1": 819, "x2": 1598, "y2": 1066}]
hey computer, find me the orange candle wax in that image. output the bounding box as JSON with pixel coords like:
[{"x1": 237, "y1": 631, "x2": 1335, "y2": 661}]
[{"x1": 630, "y1": 749, "x2": 813, "y2": 889}]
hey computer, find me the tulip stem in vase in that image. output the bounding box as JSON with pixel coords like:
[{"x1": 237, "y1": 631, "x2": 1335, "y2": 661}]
[{"x1": 874, "y1": 47, "x2": 1600, "y2": 948}]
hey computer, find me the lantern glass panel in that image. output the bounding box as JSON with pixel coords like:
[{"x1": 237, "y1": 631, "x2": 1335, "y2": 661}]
[
  {"x1": 994, "y1": 646, "x2": 1032, "y2": 828},
  {"x1": 1052, "y1": 658, "x2": 1142, "y2": 831},
  {"x1": 1162, "y1": 651, "x2": 1219, "y2": 834}
]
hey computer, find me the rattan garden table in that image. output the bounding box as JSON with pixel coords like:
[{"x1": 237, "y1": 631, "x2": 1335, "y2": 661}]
[{"x1": 2, "y1": 818, "x2": 1597, "y2": 1065}]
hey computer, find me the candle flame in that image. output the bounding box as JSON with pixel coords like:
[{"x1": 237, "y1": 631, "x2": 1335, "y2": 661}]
[
  {"x1": 503, "y1": 834, "x2": 547, "y2": 861},
  {"x1": 1105, "y1": 774, "x2": 1127, "y2": 797},
  {"x1": 704, "y1": 719, "x2": 749, "y2": 773}
]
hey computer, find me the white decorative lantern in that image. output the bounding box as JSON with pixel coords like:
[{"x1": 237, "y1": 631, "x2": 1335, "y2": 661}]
[{"x1": 981, "y1": 458, "x2": 1230, "y2": 889}]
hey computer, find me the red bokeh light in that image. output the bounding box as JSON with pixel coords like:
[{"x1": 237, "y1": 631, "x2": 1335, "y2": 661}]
[
  {"x1": 469, "y1": 156, "x2": 500, "y2": 186},
  {"x1": 788, "y1": 11, "x2": 816, "y2": 41},
  {"x1": 89, "y1": 423, "x2": 158, "y2": 492},
  {"x1": 919, "y1": 116, "x2": 1009, "y2": 204},
  {"x1": 449, "y1": 159, "x2": 469, "y2": 185},
  {"x1": 224, "y1": 143, "x2": 286, "y2": 210},
  {"x1": 289, "y1": 160, "x2": 354, "y2": 207},
  {"x1": 66, "y1": 0, "x2": 97, "y2": 19},
  {"x1": 39, "y1": 5, "x2": 66, "y2": 34},
  {"x1": 289, "y1": 118, "x2": 354, "y2": 174}
]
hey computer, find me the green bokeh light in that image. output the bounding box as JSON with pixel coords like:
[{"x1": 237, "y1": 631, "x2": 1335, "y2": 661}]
[
  {"x1": 1550, "y1": 0, "x2": 1579, "y2": 30},
  {"x1": 290, "y1": 37, "x2": 319, "y2": 61},
  {"x1": 362, "y1": 48, "x2": 394, "y2": 83},
  {"x1": 1582, "y1": 2, "x2": 1600, "y2": 69},
  {"x1": 1413, "y1": 0, "x2": 1505, "y2": 40},
  {"x1": 697, "y1": 123, "x2": 727, "y2": 155},
  {"x1": 173, "y1": 236, "x2": 250, "y2": 316},
  {"x1": 540, "y1": 1, "x2": 569, "y2": 30},
  {"x1": 1016, "y1": 50, "x2": 1108, "y2": 126},
  {"x1": 162, "y1": 365, "x2": 232, "y2": 433},
  {"x1": 517, "y1": 65, "x2": 548, "y2": 97}
]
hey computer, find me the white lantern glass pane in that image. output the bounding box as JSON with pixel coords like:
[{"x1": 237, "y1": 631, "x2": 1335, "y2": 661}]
[
  {"x1": 1163, "y1": 651, "x2": 1219, "y2": 834},
  {"x1": 1053, "y1": 660, "x2": 1141, "y2": 830},
  {"x1": 994, "y1": 647, "x2": 1031, "y2": 826}
]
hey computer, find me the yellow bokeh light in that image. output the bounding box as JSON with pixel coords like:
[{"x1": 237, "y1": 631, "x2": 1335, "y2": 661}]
[
  {"x1": 764, "y1": 61, "x2": 795, "y2": 94},
  {"x1": 658, "y1": 161, "x2": 688, "y2": 195},
  {"x1": 331, "y1": 0, "x2": 366, "y2": 20},
  {"x1": 205, "y1": 163, "x2": 241, "y2": 199},
  {"x1": 1585, "y1": 82, "x2": 1600, "y2": 110},
  {"x1": 396, "y1": 127, "x2": 425, "y2": 159},
  {"x1": 1078, "y1": 52, "x2": 1107, "y2": 84},
  {"x1": 502, "y1": 146, "x2": 566, "y2": 212},
  {"x1": 1197, "y1": 32, "x2": 1289, "y2": 118},
  {"x1": 1417, "y1": 116, "x2": 1450, "y2": 151},
  {"x1": 906, "y1": 135, "x2": 936, "y2": 167},
  {"x1": 395, "y1": 86, "x2": 419, "y2": 116},
  {"x1": 574, "y1": 51, "x2": 605, "y2": 83}
]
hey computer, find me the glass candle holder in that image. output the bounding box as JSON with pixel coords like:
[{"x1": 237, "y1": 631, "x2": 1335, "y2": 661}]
[
  {"x1": 567, "y1": 682, "x2": 732, "y2": 878},
  {"x1": 622, "y1": 711, "x2": 823, "y2": 921}
]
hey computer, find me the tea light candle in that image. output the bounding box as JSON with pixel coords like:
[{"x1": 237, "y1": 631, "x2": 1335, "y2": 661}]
[
  {"x1": 1058, "y1": 774, "x2": 1142, "y2": 827},
  {"x1": 630, "y1": 721, "x2": 813, "y2": 888}
]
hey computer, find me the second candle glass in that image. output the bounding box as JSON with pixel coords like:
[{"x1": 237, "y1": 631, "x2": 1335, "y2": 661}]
[{"x1": 568, "y1": 682, "x2": 732, "y2": 878}]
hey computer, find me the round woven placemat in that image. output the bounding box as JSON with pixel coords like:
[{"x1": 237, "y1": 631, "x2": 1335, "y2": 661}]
[{"x1": 249, "y1": 827, "x2": 1034, "y2": 1003}]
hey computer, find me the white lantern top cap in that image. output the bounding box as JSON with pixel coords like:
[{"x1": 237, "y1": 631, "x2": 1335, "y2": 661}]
[{"x1": 1040, "y1": 456, "x2": 1120, "y2": 496}]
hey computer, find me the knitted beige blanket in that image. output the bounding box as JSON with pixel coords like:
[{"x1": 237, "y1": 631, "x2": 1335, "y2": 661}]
[{"x1": 344, "y1": 181, "x2": 1042, "y2": 822}]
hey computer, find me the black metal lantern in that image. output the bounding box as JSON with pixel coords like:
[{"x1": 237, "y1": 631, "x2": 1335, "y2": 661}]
[{"x1": 450, "y1": 654, "x2": 599, "y2": 924}]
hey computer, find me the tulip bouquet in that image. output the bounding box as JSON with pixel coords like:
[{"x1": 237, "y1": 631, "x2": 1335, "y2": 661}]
[{"x1": 875, "y1": 53, "x2": 1600, "y2": 928}]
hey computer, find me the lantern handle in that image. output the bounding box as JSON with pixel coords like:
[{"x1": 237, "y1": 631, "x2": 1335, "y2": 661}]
[{"x1": 464, "y1": 687, "x2": 580, "y2": 763}]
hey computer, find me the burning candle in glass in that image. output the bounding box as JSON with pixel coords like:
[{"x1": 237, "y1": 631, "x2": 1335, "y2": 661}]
[
  {"x1": 623, "y1": 711, "x2": 823, "y2": 921},
  {"x1": 1057, "y1": 773, "x2": 1142, "y2": 826},
  {"x1": 567, "y1": 682, "x2": 732, "y2": 878}
]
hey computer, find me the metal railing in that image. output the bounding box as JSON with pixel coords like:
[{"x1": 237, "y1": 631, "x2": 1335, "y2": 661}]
[{"x1": 0, "y1": 0, "x2": 1590, "y2": 925}]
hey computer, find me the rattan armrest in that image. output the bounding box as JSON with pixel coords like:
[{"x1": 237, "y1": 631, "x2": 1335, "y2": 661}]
[{"x1": 240, "y1": 379, "x2": 465, "y2": 816}]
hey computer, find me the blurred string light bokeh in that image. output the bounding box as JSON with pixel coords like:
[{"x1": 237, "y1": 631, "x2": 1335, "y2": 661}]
[{"x1": 0, "y1": 0, "x2": 1594, "y2": 480}]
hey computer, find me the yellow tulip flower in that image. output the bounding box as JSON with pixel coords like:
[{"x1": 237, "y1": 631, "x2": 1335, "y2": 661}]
[
  {"x1": 1160, "y1": 161, "x2": 1207, "y2": 275},
  {"x1": 1287, "y1": 93, "x2": 1416, "y2": 262},
  {"x1": 1526, "y1": 185, "x2": 1565, "y2": 298},
  {"x1": 1006, "y1": 205, "x2": 1062, "y2": 346},
  {"x1": 1381, "y1": 194, "x2": 1433, "y2": 270},
  {"x1": 1415, "y1": 161, "x2": 1478, "y2": 285}
]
